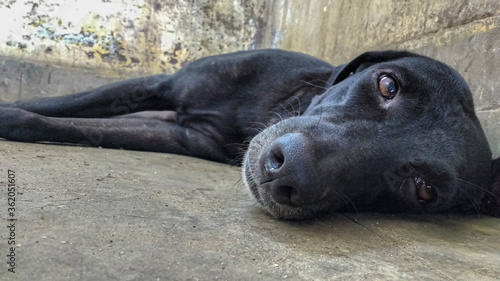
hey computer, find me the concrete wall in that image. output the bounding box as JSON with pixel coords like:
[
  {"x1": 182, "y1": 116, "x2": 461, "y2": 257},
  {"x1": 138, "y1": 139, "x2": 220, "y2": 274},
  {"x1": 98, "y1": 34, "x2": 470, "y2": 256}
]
[
  {"x1": 262, "y1": 0, "x2": 500, "y2": 157},
  {"x1": 0, "y1": 0, "x2": 498, "y2": 156},
  {"x1": 0, "y1": 0, "x2": 265, "y2": 75},
  {"x1": 0, "y1": 0, "x2": 266, "y2": 99}
]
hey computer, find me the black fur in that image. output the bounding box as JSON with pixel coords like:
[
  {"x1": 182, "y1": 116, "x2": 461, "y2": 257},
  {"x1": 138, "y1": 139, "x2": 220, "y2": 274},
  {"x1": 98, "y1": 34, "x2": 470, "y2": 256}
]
[{"x1": 0, "y1": 49, "x2": 498, "y2": 219}]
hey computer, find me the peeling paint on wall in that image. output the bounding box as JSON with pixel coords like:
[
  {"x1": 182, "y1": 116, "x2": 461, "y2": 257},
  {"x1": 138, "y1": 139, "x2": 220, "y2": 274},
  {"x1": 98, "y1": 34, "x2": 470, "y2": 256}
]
[{"x1": 0, "y1": 0, "x2": 266, "y2": 76}]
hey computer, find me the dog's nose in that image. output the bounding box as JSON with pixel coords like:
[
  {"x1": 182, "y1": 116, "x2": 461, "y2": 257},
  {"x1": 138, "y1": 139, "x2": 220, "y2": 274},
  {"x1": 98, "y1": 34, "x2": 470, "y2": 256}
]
[{"x1": 261, "y1": 133, "x2": 323, "y2": 206}]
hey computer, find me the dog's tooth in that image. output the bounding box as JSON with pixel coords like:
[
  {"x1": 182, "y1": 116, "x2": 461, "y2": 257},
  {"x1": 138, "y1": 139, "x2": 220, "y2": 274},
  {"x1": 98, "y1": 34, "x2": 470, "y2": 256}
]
[{"x1": 414, "y1": 177, "x2": 425, "y2": 187}]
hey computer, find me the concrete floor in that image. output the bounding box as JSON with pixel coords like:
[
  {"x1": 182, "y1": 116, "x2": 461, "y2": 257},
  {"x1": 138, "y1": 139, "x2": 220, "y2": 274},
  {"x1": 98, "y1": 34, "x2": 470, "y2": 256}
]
[{"x1": 0, "y1": 141, "x2": 499, "y2": 280}]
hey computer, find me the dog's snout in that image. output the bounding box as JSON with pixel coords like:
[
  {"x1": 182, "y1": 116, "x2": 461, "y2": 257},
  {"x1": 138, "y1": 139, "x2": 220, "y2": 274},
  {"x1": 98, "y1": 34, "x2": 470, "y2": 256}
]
[{"x1": 260, "y1": 133, "x2": 323, "y2": 206}]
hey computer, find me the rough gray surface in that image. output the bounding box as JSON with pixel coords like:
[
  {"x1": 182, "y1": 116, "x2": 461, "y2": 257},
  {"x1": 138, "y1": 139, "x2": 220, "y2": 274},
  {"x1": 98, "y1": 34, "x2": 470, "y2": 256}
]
[
  {"x1": 264, "y1": 0, "x2": 500, "y2": 65},
  {"x1": 0, "y1": 141, "x2": 499, "y2": 280},
  {"x1": 0, "y1": 57, "x2": 122, "y2": 102},
  {"x1": 0, "y1": 0, "x2": 266, "y2": 75}
]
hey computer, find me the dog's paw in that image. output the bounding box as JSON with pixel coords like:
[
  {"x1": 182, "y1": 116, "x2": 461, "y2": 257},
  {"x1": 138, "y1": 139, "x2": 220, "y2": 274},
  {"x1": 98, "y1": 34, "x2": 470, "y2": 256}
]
[
  {"x1": 0, "y1": 107, "x2": 39, "y2": 141},
  {"x1": 0, "y1": 107, "x2": 18, "y2": 138}
]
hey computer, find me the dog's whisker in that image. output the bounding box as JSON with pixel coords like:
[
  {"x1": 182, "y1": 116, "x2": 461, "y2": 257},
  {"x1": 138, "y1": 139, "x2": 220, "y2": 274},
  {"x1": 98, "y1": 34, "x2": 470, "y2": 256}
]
[
  {"x1": 272, "y1": 111, "x2": 285, "y2": 121},
  {"x1": 331, "y1": 190, "x2": 359, "y2": 216},
  {"x1": 457, "y1": 178, "x2": 497, "y2": 199},
  {"x1": 294, "y1": 96, "x2": 302, "y2": 117},
  {"x1": 300, "y1": 79, "x2": 329, "y2": 90},
  {"x1": 287, "y1": 100, "x2": 297, "y2": 116},
  {"x1": 250, "y1": 121, "x2": 268, "y2": 129},
  {"x1": 279, "y1": 102, "x2": 294, "y2": 118},
  {"x1": 457, "y1": 186, "x2": 482, "y2": 215},
  {"x1": 231, "y1": 177, "x2": 247, "y2": 193},
  {"x1": 317, "y1": 79, "x2": 333, "y2": 87}
]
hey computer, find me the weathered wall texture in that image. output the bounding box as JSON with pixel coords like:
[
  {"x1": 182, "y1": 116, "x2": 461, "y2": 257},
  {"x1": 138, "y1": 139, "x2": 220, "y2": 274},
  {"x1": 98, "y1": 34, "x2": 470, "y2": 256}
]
[
  {"x1": 0, "y1": 0, "x2": 266, "y2": 100},
  {"x1": 262, "y1": 0, "x2": 500, "y2": 157},
  {"x1": 0, "y1": 0, "x2": 265, "y2": 75}
]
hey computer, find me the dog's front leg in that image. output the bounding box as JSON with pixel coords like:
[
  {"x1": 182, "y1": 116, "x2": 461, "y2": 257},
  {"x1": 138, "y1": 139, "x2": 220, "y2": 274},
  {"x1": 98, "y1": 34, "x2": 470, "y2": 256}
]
[
  {"x1": 0, "y1": 107, "x2": 230, "y2": 162},
  {"x1": 1, "y1": 74, "x2": 171, "y2": 118}
]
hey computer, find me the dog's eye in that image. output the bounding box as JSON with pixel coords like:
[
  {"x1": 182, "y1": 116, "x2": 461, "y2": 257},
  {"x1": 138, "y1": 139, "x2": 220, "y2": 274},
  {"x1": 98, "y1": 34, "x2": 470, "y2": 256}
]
[{"x1": 378, "y1": 75, "x2": 398, "y2": 99}]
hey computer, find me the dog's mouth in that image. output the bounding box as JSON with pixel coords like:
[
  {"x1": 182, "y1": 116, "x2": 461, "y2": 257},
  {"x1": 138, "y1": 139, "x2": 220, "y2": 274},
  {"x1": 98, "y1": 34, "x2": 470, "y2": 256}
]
[
  {"x1": 401, "y1": 177, "x2": 438, "y2": 204},
  {"x1": 242, "y1": 164, "x2": 334, "y2": 220},
  {"x1": 242, "y1": 119, "x2": 338, "y2": 219}
]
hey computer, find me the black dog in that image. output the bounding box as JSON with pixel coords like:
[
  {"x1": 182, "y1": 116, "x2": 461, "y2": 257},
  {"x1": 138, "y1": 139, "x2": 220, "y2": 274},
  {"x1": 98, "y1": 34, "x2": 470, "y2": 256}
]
[{"x1": 0, "y1": 49, "x2": 498, "y2": 219}]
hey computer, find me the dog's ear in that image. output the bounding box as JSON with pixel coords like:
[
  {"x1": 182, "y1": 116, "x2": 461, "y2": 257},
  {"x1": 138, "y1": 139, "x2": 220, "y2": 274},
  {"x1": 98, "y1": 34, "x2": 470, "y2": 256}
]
[
  {"x1": 329, "y1": 50, "x2": 419, "y2": 85},
  {"x1": 484, "y1": 157, "x2": 500, "y2": 217}
]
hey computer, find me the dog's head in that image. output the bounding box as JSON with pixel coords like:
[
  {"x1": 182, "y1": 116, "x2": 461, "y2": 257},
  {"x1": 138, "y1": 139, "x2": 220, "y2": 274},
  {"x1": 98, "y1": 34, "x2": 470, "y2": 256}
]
[{"x1": 243, "y1": 50, "x2": 496, "y2": 219}]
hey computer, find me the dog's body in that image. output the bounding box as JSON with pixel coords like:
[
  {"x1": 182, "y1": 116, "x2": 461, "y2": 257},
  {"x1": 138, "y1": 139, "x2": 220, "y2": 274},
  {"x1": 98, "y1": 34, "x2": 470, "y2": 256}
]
[{"x1": 0, "y1": 49, "x2": 498, "y2": 219}]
